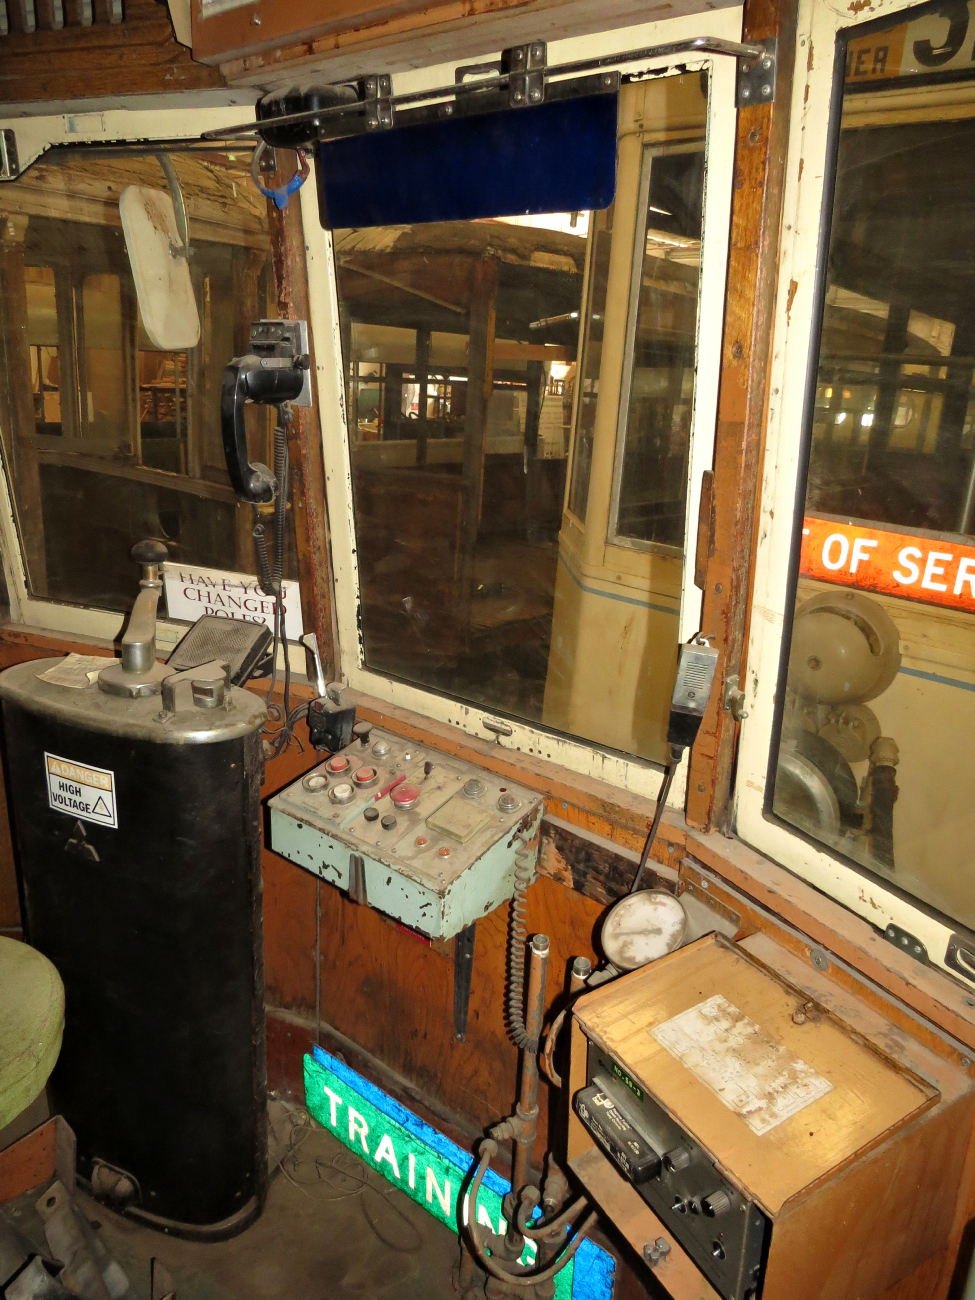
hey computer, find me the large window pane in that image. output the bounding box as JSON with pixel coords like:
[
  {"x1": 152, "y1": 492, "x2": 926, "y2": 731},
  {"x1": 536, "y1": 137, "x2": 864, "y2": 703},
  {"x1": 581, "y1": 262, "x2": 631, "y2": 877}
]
[
  {"x1": 337, "y1": 75, "x2": 711, "y2": 762},
  {"x1": 771, "y1": 10, "x2": 975, "y2": 929},
  {"x1": 0, "y1": 147, "x2": 290, "y2": 611}
]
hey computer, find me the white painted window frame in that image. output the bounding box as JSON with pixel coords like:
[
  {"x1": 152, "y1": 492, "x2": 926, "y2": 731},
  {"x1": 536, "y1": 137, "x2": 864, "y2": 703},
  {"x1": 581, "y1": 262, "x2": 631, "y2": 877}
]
[
  {"x1": 304, "y1": 6, "x2": 742, "y2": 806},
  {"x1": 0, "y1": 102, "x2": 258, "y2": 657},
  {"x1": 734, "y1": 0, "x2": 974, "y2": 982}
]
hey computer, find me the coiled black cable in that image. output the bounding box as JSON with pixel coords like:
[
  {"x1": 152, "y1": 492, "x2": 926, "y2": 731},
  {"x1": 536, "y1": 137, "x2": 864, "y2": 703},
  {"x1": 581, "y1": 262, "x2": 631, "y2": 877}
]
[
  {"x1": 506, "y1": 841, "x2": 537, "y2": 1053},
  {"x1": 253, "y1": 408, "x2": 294, "y2": 740}
]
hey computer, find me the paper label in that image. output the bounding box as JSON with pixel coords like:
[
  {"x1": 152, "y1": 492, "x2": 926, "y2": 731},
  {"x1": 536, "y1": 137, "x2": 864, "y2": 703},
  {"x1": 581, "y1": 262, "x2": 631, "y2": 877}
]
[
  {"x1": 651, "y1": 994, "x2": 833, "y2": 1136},
  {"x1": 45, "y1": 753, "x2": 118, "y2": 830},
  {"x1": 36, "y1": 654, "x2": 109, "y2": 690}
]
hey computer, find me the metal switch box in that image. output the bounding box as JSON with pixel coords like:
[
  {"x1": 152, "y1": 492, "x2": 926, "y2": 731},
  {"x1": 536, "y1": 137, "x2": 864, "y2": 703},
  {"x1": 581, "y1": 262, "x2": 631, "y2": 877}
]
[{"x1": 268, "y1": 727, "x2": 543, "y2": 938}]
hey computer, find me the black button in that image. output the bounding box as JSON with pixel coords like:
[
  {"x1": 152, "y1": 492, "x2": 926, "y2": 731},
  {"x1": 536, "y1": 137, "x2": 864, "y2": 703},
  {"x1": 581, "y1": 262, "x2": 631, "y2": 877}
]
[
  {"x1": 353, "y1": 721, "x2": 373, "y2": 745},
  {"x1": 363, "y1": 807, "x2": 379, "y2": 822},
  {"x1": 381, "y1": 814, "x2": 397, "y2": 830}
]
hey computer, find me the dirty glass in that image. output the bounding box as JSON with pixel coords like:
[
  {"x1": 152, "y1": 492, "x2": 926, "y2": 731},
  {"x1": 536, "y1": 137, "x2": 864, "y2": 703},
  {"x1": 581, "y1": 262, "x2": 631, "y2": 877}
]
[
  {"x1": 0, "y1": 146, "x2": 292, "y2": 612},
  {"x1": 337, "y1": 75, "x2": 710, "y2": 762},
  {"x1": 771, "y1": 4, "x2": 975, "y2": 930},
  {"x1": 611, "y1": 147, "x2": 704, "y2": 549}
]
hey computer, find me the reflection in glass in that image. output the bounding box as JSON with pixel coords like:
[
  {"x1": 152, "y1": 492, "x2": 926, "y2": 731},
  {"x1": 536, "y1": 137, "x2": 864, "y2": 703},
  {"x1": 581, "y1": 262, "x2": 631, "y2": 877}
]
[
  {"x1": 772, "y1": 19, "x2": 975, "y2": 929},
  {"x1": 337, "y1": 76, "x2": 711, "y2": 763},
  {"x1": 612, "y1": 148, "x2": 704, "y2": 549},
  {"x1": 336, "y1": 216, "x2": 587, "y2": 722},
  {"x1": 0, "y1": 148, "x2": 292, "y2": 610},
  {"x1": 568, "y1": 207, "x2": 612, "y2": 523}
]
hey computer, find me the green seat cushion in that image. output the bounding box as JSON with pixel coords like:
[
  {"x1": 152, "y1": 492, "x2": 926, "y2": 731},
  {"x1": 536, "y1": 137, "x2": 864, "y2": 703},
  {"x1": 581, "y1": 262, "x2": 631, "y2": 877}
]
[{"x1": 0, "y1": 937, "x2": 65, "y2": 1131}]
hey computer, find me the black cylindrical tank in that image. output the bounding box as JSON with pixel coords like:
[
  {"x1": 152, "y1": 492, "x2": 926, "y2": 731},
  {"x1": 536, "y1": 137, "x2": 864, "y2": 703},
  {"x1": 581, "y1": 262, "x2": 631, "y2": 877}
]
[{"x1": 0, "y1": 658, "x2": 267, "y2": 1237}]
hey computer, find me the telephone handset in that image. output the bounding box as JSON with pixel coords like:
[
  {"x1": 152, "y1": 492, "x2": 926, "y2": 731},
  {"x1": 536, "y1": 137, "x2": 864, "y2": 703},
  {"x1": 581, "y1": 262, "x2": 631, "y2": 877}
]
[{"x1": 220, "y1": 320, "x2": 312, "y2": 503}]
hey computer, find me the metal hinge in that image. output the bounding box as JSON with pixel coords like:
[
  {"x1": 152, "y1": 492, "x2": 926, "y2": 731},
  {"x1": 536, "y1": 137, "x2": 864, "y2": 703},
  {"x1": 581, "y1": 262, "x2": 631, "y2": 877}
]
[
  {"x1": 736, "y1": 38, "x2": 776, "y2": 107},
  {"x1": 506, "y1": 41, "x2": 546, "y2": 107},
  {"x1": 883, "y1": 922, "x2": 928, "y2": 966},
  {"x1": 363, "y1": 74, "x2": 393, "y2": 131}
]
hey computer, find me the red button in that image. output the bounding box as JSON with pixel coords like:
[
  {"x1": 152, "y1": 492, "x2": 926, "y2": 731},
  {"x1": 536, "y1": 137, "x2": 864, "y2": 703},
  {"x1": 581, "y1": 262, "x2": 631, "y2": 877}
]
[
  {"x1": 390, "y1": 783, "x2": 420, "y2": 809},
  {"x1": 327, "y1": 756, "x2": 349, "y2": 773},
  {"x1": 354, "y1": 766, "x2": 377, "y2": 783}
]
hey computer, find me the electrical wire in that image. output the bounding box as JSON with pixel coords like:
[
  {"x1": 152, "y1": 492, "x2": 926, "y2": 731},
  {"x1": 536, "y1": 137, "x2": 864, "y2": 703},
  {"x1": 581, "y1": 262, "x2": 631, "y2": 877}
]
[
  {"x1": 629, "y1": 746, "x2": 683, "y2": 894},
  {"x1": 465, "y1": 1144, "x2": 596, "y2": 1287}
]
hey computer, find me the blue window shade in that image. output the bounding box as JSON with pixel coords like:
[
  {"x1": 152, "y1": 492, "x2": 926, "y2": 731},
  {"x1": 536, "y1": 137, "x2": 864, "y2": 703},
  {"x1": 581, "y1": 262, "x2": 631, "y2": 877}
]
[{"x1": 317, "y1": 93, "x2": 618, "y2": 229}]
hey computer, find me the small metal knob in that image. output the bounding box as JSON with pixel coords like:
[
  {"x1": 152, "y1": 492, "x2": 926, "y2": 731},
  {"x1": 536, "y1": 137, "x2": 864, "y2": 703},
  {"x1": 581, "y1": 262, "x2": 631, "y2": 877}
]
[
  {"x1": 463, "y1": 776, "x2": 485, "y2": 798},
  {"x1": 372, "y1": 739, "x2": 391, "y2": 758},
  {"x1": 498, "y1": 791, "x2": 519, "y2": 813},
  {"x1": 664, "y1": 1147, "x2": 692, "y2": 1172},
  {"x1": 192, "y1": 678, "x2": 225, "y2": 709},
  {"x1": 703, "y1": 1190, "x2": 732, "y2": 1217}
]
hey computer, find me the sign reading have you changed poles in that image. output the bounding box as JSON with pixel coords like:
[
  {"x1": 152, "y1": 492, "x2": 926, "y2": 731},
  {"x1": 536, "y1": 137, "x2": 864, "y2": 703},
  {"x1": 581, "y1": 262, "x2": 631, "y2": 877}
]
[
  {"x1": 304, "y1": 1049, "x2": 615, "y2": 1300},
  {"x1": 161, "y1": 562, "x2": 304, "y2": 641}
]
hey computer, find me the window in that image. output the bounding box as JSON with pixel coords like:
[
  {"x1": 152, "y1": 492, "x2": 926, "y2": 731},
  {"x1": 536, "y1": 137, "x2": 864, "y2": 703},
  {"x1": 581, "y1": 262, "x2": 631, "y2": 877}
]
[
  {"x1": 739, "y1": 0, "x2": 975, "y2": 975},
  {"x1": 311, "y1": 18, "x2": 738, "y2": 795},
  {"x1": 0, "y1": 137, "x2": 291, "y2": 627}
]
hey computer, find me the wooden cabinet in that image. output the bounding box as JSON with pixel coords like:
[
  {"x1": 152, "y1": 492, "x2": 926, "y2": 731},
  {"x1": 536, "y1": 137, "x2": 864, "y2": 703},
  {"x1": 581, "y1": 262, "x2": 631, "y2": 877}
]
[{"x1": 568, "y1": 933, "x2": 975, "y2": 1300}]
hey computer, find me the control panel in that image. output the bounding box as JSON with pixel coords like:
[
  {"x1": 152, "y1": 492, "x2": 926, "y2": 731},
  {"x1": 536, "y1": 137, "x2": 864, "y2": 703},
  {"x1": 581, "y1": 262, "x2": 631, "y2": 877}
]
[
  {"x1": 575, "y1": 1045, "x2": 767, "y2": 1300},
  {"x1": 268, "y1": 726, "x2": 543, "y2": 939}
]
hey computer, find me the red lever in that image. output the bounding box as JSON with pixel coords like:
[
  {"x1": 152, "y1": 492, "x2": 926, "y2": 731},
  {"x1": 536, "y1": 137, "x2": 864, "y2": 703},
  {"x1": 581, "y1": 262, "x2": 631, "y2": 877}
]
[{"x1": 376, "y1": 773, "x2": 406, "y2": 803}]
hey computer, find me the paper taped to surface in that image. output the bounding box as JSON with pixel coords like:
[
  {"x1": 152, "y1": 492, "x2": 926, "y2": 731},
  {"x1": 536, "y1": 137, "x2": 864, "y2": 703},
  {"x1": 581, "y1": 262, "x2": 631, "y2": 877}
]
[{"x1": 650, "y1": 994, "x2": 833, "y2": 1136}]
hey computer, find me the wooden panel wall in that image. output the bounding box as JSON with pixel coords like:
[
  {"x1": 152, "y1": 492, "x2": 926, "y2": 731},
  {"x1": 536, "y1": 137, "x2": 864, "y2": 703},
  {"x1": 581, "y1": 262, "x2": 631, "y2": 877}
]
[{"x1": 0, "y1": 0, "x2": 223, "y2": 103}]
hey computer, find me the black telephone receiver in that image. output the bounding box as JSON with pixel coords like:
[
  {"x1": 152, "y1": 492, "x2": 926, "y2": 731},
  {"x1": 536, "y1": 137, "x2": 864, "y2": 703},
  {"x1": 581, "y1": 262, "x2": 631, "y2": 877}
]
[{"x1": 220, "y1": 320, "x2": 311, "y2": 503}]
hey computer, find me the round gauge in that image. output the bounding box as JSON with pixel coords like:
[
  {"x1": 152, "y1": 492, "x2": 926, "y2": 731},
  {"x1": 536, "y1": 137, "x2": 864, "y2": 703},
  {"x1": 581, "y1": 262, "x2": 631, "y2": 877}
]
[
  {"x1": 390, "y1": 783, "x2": 420, "y2": 810},
  {"x1": 601, "y1": 890, "x2": 687, "y2": 972}
]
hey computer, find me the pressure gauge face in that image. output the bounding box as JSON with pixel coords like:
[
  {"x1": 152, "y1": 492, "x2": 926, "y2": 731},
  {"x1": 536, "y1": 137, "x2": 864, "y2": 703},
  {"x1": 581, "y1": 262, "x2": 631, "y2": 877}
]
[{"x1": 601, "y1": 889, "x2": 687, "y2": 972}]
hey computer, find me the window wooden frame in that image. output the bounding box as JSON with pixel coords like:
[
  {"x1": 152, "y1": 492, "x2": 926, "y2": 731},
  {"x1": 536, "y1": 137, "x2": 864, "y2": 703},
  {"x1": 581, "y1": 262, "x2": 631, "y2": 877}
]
[{"x1": 733, "y1": 0, "x2": 975, "y2": 985}]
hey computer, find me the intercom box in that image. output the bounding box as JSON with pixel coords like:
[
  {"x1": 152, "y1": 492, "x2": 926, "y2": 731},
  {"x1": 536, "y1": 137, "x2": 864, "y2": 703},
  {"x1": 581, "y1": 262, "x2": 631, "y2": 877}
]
[{"x1": 568, "y1": 933, "x2": 974, "y2": 1300}]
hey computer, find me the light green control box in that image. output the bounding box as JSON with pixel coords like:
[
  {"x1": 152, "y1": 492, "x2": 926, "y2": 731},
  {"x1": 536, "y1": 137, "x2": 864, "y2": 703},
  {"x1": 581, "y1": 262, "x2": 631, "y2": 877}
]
[{"x1": 268, "y1": 728, "x2": 543, "y2": 938}]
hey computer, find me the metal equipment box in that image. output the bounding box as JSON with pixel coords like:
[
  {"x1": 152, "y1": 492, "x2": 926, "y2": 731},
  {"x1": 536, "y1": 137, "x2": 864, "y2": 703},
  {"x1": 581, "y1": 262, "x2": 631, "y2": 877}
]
[
  {"x1": 268, "y1": 727, "x2": 543, "y2": 939},
  {"x1": 568, "y1": 932, "x2": 975, "y2": 1300}
]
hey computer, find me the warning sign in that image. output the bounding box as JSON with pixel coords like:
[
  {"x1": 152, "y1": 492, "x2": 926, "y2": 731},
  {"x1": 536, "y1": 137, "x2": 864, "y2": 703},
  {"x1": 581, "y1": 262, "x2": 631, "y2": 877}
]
[{"x1": 45, "y1": 753, "x2": 117, "y2": 829}]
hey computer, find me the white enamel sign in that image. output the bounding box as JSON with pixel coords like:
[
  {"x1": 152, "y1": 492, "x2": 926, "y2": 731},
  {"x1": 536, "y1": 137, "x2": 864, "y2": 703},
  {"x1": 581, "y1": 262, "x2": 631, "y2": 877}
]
[{"x1": 162, "y1": 563, "x2": 304, "y2": 642}]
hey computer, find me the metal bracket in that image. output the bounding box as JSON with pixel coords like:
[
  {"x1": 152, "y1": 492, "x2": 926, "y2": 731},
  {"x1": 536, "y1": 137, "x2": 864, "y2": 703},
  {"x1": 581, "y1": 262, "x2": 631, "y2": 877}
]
[
  {"x1": 64, "y1": 819, "x2": 99, "y2": 864},
  {"x1": 946, "y1": 932, "x2": 975, "y2": 985},
  {"x1": 884, "y1": 922, "x2": 929, "y2": 966},
  {"x1": 506, "y1": 42, "x2": 546, "y2": 107},
  {"x1": 453, "y1": 921, "x2": 477, "y2": 1041},
  {"x1": 643, "y1": 1238, "x2": 672, "y2": 1267},
  {"x1": 723, "y1": 672, "x2": 749, "y2": 722},
  {"x1": 736, "y1": 38, "x2": 776, "y2": 107},
  {"x1": 0, "y1": 130, "x2": 18, "y2": 180},
  {"x1": 348, "y1": 853, "x2": 368, "y2": 905},
  {"x1": 363, "y1": 74, "x2": 393, "y2": 131}
]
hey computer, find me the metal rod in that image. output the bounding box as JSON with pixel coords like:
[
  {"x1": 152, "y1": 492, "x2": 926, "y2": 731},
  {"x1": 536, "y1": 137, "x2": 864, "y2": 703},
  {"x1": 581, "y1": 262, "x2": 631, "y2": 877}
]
[
  {"x1": 201, "y1": 36, "x2": 766, "y2": 142},
  {"x1": 629, "y1": 757, "x2": 679, "y2": 894},
  {"x1": 511, "y1": 933, "x2": 549, "y2": 1200}
]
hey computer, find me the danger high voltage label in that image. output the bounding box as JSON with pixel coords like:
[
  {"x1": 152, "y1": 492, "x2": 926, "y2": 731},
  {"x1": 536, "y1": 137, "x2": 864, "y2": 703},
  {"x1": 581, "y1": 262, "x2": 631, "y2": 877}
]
[{"x1": 45, "y1": 753, "x2": 117, "y2": 829}]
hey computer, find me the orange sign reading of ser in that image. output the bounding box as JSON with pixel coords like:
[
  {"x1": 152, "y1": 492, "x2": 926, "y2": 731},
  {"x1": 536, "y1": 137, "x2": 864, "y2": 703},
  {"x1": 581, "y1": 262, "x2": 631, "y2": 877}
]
[{"x1": 800, "y1": 516, "x2": 975, "y2": 616}]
